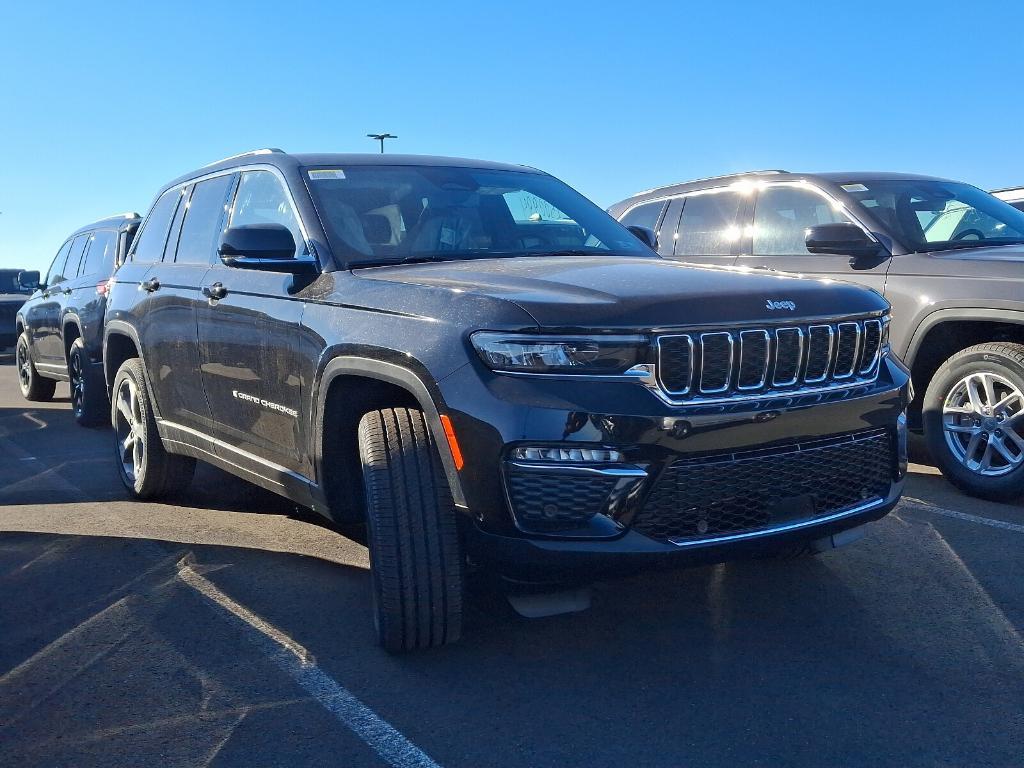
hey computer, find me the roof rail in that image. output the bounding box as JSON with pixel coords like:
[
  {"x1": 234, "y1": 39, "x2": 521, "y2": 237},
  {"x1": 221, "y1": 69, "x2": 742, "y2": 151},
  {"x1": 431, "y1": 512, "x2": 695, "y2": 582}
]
[
  {"x1": 203, "y1": 148, "x2": 285, "y2": 167},
  {"x1": 632, "y1": 169, "x2": 789, "y2": 198},
  {"x1": 107, "y1": 211, "x2": 141, "y2": 219}
]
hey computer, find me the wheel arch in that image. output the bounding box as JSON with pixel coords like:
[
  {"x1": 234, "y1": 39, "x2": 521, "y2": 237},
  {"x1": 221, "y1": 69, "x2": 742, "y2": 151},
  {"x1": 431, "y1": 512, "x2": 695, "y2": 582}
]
[
  {"x1": 103, "y1": 321, "x2": 145, "y2": 394},
  {"x1": 312, "y1": 356, "x2": 468, "y2": 520},
  {"x1": 61, "y1": 314, "x2": 83, "y2": 361},
  {"x1": 903, "y1": 309, "x2": 1024, "y2": 425}
]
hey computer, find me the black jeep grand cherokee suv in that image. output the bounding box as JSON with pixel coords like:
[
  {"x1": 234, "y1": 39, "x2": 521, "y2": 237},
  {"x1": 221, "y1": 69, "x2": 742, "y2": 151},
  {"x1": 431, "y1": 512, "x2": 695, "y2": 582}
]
[{"x1": 105, "y1": 150, "x2": 910, "y2": 651}]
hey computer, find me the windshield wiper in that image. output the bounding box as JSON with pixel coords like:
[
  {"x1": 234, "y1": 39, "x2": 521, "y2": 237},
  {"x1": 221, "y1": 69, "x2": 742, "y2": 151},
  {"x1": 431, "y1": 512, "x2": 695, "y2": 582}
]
[{"x1": 924, "y1": 239, "x2": 1024, "y2": 253}]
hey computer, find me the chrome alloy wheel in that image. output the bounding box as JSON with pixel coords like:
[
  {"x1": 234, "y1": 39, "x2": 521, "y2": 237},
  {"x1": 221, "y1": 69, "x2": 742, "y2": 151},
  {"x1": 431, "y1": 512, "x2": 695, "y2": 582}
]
[
  {"x1": 16, "y1": 340, "x2": 31, "y2": 391},
  {"x1": 69, "y1": 352, "x2": 84, "y2": 417},
  {"x1": 114, "y1": 377, "x2": 144, "y2": 483},
  {"x1": 942, "y1": 371, "x2": 1024, "y2": 476}
]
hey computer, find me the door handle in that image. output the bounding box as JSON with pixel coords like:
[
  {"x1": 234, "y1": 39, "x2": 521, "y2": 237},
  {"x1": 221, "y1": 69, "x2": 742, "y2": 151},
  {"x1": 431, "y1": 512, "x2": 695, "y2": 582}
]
[
  {"x1": 140, "y1": 277, "x2": 161, "y2": 293},
  {"x1": 203, "y1": 282, "x2": 227, "y2": 300},
  {"x1": 62, "y1": 287, "x2": 73, "y2": 295}
]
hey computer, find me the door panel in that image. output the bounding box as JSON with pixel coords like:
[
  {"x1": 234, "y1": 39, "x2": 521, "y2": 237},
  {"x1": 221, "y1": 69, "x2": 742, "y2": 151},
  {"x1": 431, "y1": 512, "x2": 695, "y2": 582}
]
[
  {"x1": 197, "y1": 268, "x2": 310, "y2": 474},
  {"x1": 734, "y1": 184, "x2": 891, "y2": 296},
  {"x1": 38, "y1": 234, "x2": 88, "y2": 366}
]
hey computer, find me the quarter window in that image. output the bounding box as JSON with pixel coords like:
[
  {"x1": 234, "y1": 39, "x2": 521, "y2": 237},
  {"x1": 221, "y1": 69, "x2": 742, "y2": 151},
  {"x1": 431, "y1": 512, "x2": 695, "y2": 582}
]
[
  {"x1": 228, "y1": 171, "x2": 305, "y2": 256},
  {"x1": 133, "y1": 188, "x2": 184, "y2": 263},
  {"x1": 675, "y1": 191, "x2": 743, "y2": 256},
  {"x1": 80, "y1": 230, "x2": 117, "y2": 277},
  {"x1": 753, "y1": 186, "x2": 852, "y2": 256},
  {"x1": 175, "y1": 175, "x2": 236, "y2": 264}
]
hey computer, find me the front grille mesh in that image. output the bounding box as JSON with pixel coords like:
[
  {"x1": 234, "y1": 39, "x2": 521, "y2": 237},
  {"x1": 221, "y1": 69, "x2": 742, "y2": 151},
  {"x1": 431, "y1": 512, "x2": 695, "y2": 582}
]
[
  {"x1": 633, "y1": 429, "x2": 894, "y2": 542},
  {"x1": 658, "y1": 317, "x2": 883, "y2": 399}
]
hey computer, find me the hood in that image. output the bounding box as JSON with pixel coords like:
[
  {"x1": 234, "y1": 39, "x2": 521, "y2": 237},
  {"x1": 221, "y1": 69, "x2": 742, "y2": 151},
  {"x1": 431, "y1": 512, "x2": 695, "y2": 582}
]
[
  {"x1": 930, "y1": 244, "x2": 1024, "y2": 263},
  {"x1": 354, "y1": 255, "x2": 888, "y2": 329}
]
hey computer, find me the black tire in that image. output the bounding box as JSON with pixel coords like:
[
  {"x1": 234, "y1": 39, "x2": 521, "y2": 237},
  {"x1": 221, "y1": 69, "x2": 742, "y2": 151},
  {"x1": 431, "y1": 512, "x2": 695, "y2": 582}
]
[
  {"x1": 15, "y1": 332, "x2": 56, "y2": 402},
  {"x1": 358, "y1": 407, "x2": 463, "y2": 652},
  {"x1": 111, "y1": 357, "x2": 195, "y2": 499},
  {"x1": 923, "y1": 342, "x2": 1024, "y2": 501},
  {"x1": 69, "y1": 338, "x2": 109, "y2": 428}
]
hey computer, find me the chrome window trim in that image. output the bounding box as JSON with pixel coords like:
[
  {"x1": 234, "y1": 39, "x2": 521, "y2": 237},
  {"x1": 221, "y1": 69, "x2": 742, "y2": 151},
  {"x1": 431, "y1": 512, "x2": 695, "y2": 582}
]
[
  {"x1": 737, "y1": 329, "x2": 770, "y2": 390},
  {"x1": 656, "y1": 333, "x2": 694, "y2": 395},
  {"x1": 833, "y1": 321, "x2": 861, "y2": 379},
  {"x1": 699, "y1": 332, "x2": 734, "y2": 394},
  {"x1": 772, "y1": 327, "x2": 804, "y2": 386},
  {"x1": 804, "y1": 324, "x2": 834, "y2": 384}
]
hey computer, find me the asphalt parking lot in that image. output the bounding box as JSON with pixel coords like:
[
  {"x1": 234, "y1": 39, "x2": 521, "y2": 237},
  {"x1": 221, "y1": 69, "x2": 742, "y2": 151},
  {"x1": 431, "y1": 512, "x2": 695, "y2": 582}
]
[{"x1": 0, "y1": 354, "x2": 1022, "y2": 767}]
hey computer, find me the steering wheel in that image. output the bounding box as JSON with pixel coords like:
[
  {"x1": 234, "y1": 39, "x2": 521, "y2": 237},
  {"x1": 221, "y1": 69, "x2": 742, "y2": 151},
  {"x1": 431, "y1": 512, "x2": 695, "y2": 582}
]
[{"x1": 953, "y1": 229, "x2": 985, "y2": 241}]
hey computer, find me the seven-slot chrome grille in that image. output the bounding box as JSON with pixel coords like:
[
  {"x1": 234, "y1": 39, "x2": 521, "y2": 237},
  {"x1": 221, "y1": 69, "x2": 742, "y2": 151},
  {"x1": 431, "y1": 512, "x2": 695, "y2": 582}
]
[{"x1": 657, "y1": 317, "x2": 883, "y2": 401}]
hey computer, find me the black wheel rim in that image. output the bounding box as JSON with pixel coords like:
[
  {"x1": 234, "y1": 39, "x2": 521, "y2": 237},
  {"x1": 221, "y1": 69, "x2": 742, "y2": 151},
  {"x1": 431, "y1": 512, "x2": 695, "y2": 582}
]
[
  {"x1": 16, "y1": 341, "x2": 31, "y2": 391},
  {"x1": 70, "y1": 353, "x2": 84, "y2": 417}
]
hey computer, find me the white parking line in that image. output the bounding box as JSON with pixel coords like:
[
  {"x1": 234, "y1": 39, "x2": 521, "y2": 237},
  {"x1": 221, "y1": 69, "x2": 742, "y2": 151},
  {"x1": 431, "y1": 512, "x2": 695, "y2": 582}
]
[
  {"x1": 900, "y1": 498, "x2": 1024, "y2": 534},
  {"x1": 177, "y1": 560, "x2": 443, "y2": 768}
]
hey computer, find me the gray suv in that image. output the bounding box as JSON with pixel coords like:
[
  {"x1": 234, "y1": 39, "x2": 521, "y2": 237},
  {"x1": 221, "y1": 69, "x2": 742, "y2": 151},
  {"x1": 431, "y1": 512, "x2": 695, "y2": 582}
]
[{"x1": 611, "y1": 171, "x2": 1024, "y2": 500}]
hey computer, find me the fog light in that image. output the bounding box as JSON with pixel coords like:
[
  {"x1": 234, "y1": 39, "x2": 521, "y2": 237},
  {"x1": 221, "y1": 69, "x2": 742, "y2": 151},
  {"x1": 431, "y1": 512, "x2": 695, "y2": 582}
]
[{"x1": 512, "y1": 446, "x2": 625, "y2": 463}]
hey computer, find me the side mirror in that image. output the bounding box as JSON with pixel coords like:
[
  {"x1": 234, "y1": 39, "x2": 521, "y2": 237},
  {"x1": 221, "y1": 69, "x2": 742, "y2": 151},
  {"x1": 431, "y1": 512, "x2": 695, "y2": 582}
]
[
  {"x1": 18, "y1": 270, "x2": 40, "y2": 291},
  {"x1": 626, "y1": 225, "x2": 658, "y2": 250},
  {"x1": 805, "y1": 223, "x2": 883, "y2": 259},
  {"x1": 218, "y1": 224, "x2": 313, "y2": 273}
]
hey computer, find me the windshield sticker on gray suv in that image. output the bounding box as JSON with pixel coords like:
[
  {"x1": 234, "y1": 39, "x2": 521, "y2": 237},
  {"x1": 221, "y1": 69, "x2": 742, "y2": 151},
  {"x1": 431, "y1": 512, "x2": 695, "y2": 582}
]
[
  {"x1": 308, "y1": 169, "x2": 346, "y2": 180},
  {"x1": 841, "y1": 183, "x2": 868, "y2": 192}
]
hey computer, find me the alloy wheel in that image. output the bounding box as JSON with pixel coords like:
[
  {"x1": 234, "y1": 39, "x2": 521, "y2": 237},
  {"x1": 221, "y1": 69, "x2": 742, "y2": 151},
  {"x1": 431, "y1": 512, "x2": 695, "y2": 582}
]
[
  {"x1": 16, "y1": 341, "x2": 31, "y2": 390},
  {"x1": 114, "y1": 377, "x2": 144, "y2": 483},
  {"x1": 942, "y1": 371, "x2": 1024, "y2": 476},
  {"x1": 70, "y1": 353, "x2": 84, "y2": 417}
]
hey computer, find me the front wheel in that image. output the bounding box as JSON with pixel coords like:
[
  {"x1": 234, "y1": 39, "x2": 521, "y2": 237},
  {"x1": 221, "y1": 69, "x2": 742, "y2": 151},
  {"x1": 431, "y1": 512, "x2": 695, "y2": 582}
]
[
  {"x1": 923, "y1": 342, "x2": 1024, "y2": 501},
  {"x1": 111, "y1": 357, "x2": 195, "y2": 499},
  {"x1": 16, "y1": 332, "x2": 56, "y2": 402},
  {"x1": 358, "y1": 408, "x2": 464, "y2": 652}
]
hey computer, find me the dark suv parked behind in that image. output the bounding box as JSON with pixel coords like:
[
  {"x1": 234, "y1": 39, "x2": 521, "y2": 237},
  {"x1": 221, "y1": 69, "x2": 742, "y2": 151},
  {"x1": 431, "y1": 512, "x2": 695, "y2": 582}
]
[
  {"x1": 105, "y1": 150, "x2": 910, "y2": 650},
  {"x1": 16, "y1": 213, "x2": 141, "y2": 424},
  {"x1": 1, "y1": 269, "x2": 37, "y2": 350},
  {"x1": 612, "y1": 171, "x2": 1024, "y2": 499}
]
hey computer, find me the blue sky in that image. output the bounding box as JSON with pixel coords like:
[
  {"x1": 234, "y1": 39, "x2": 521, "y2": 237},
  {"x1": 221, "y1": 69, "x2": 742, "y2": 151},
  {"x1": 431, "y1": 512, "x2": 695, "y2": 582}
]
[{"x1": 2, "y1": 0, "x2": 1023, "y2": 272}]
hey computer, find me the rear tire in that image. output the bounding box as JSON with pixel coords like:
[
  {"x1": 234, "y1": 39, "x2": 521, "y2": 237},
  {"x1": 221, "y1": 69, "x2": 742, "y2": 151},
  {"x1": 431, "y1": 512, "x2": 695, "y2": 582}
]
[
  {"x1": 16, "y1": 332, "x2": 56, "y2": 402},
  {"x1": 358, "y1": 407, "x2": 463, "y2": 652},
  {"x1": 111, "y1": 357, "x2": 195, "y2": 499},
  {"x1": 923, "y1": 342, "x2": 1024, "y2": 501},
  {"x1": 69, "y1": 338, "x2": 109, "y2": 427}
]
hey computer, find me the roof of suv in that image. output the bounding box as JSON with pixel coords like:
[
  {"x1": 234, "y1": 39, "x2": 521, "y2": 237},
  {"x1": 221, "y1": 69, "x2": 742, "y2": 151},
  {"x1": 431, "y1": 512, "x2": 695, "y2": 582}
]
[
  {"x1": 162, "y1": 149, "x2": 541, "y2": 193},
  {"x1": 623, "y1": 170, "x2": 958, "y2": 204},
  {"x1": 65, "y1": 212, "x2": 142, "y2": 240}
]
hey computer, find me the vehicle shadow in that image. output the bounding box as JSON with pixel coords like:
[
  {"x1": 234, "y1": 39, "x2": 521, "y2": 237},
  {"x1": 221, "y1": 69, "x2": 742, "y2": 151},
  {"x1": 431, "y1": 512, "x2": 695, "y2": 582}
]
[{"x1": 2, "y1": 510, "x2": 1022, "y2": 767}]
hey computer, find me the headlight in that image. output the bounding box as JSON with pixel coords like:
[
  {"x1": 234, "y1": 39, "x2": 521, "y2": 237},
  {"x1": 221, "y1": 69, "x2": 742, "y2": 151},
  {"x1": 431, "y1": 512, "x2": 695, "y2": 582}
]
[
  {"x1": 881, "y1": 314, "x2": 891, "y2": 355},
  {"x1": 471, "y1": 332, "x2": 647, "y2": 374}
]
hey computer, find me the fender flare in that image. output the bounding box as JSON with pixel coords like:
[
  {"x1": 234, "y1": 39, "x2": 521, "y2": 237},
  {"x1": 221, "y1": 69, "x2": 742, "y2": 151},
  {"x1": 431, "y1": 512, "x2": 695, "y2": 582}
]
[
  {"x1": 312, "y1": 356, "x2": 467, "y2": 508},
  {"x1": 102, "y1": 320, "x2": 163, "y2": 418},
  {"x1": 903, "y1": 307, "x2": 1024, "y2": 368},
  {"x1": 61, "y1": 313, "x2": 83, "y2": 359}
]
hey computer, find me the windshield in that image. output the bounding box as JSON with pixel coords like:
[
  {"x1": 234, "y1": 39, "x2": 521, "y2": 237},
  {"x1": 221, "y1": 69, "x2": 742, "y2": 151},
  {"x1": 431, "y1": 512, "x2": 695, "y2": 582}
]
[
  {"x1": 840, "y1": 179, "x2": 1024, "y2": 253},
  {"x1": 304, "y1": 165, "x2": 650, "y2": 266}
]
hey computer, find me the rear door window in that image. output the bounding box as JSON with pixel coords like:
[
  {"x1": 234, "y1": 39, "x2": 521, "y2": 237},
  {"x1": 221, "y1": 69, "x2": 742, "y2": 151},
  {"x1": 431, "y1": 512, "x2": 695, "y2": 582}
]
[
  {"x1": 79, "y1": 230, "x2": 117, "y2": 277},
  {"x1": 173, "y1": 175, "x2": 236, "y2": 264},
  {"x1": 132, "y1": 188, "x2": 184, "y2": 263},
  {"x1": 58, "y1": 235, "x2": 90, "y2": 284},
  {"x1": 675, "y1": 191, "x2": 744, "y2": 256}
]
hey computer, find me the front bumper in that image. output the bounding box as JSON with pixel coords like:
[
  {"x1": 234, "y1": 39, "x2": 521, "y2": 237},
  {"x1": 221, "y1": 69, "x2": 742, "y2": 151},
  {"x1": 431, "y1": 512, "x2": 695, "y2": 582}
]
[{"x1": 439, "y1": 354, "x2": 911, "y2": 579}]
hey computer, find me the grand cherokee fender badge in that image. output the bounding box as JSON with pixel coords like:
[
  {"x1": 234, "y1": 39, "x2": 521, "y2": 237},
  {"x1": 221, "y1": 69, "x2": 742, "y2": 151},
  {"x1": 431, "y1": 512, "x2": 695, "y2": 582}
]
[
  {"x1": 766, "y1": 299, "x2": 797, "y2": 311},
  {"x1": 232, "y1": 390, "x2": 299, "y2": 418}
]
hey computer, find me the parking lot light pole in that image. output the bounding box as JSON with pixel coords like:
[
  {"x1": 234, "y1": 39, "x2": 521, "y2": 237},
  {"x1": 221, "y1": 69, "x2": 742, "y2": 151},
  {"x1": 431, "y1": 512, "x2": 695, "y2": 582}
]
[{"x1": 367, "y1": 133, "x2": 397, "y2": 153}]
